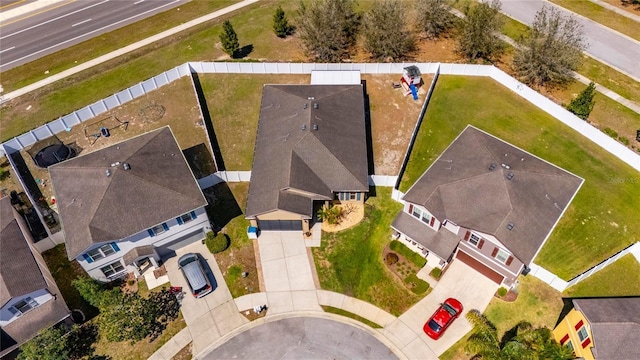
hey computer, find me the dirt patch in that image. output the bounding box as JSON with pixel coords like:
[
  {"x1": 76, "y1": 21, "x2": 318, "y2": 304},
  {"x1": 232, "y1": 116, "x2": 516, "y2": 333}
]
[
  {"x1": 172, "y1": 342, "x2": 193, "y2": 360},
  {"x1": 321, "y1": 203, "x2": 364, "y2": 232},
  {"x1": 382, "y1": 245, "x2": 423, "y2": 292}
]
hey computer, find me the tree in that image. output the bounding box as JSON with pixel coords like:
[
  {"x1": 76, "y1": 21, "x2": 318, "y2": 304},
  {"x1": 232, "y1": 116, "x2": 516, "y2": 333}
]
[
  {"x1": 465, "y1": 310, "x2": 574, "y2": 360},
  {"x1": 416, "y1": 0, "x2": 456, "y2": 39},
  {"x1": 18, "y1": 326, "x2": 70, "y2": 360},
  {"x1": 220, "y1": 20, "x2": 240, "y2": 58},
  {"x1": 457, "y1": 0, "x2": 504, "y2": 61},
  {"x1": 272, "y1": 6, "x2": 293, "y2": 37},
  {"x1": 296, "y1": 0, "x2": 360, "y2": 62},
  {"x1": 73, "y1": 276, "x2": 120, "y2": 309},
  {"x1": 567, "y1": 82, "x2": 596, "y2": 120},
  {"x1": 513, "y1": 6, "x2": 587, "y2": 87},
  {"x1": 361, "y1": 0, "x2": 414, "y2": 61}
]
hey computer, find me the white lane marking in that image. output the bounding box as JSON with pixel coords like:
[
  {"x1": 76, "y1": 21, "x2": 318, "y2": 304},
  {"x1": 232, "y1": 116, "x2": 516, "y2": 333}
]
[
  {"x1": 0, "y1": 46, "x2": 16, "y2": 54},
  {"x1": 0, "y1": 0, "x2": 109, "y2": 40},
  {"x1": 0, "y1": 0, "x2": 182, "y2": 69},
  {"x1": 72, "y1": 18, "x2": 93, "y2": 27},
  {"x1": 134, "y1": 0, "x2": 145, "y2": 4}
]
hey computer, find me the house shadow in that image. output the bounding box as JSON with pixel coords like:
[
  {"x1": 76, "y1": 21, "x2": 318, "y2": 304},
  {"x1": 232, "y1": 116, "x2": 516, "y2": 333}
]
[
  {"x1": 191, "y1": 73, "x2": 226, "y2": 171},
  {"x1": 182, "y1": 143, "x2": 216, "y2": 179},
  {"x1": 8, "y1": 152, "x2": 49, "y2": 241},
  {"x1": 203, "y1": 182, "x2": 243, "y2": 231},
  {"x1": 361, "y1": 80, "x2": 375, "y2": 176},
  {"x1": 235, "y1": 44, "x2": 254, "y2": 59}
]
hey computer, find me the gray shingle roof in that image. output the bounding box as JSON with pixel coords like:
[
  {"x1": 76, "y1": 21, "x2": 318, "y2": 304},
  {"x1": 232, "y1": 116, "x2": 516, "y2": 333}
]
[
  {"x1": 0, "y1": 197, "x2": 47, "y2": 307},
  {"x1": 403, "y1": 126, "x2": 583, "y2": 264},
  {"x1": 49, "y1": 127, "x2": 207, "y2": 260},
  {"x1": 246, "y1": 85, "x2": 369, "y2": 218},
  {"x1": 391, "y1": 211, "x2": 459, "y2": 259},
  {"x1": 573, "y1": 297, "x2": 640, "y2": 360}
]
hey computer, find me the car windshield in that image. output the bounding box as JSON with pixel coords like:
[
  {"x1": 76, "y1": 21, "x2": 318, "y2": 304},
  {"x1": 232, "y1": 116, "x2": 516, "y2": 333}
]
[
  {"x1": 428, "y1": 320, "x2": 442, "y2": 333},
  {"x1": 179, "y1": 256, "x2": 197, "y2": 267},
  {"x1": 443, "y1": 303, "x2": 458, "y2": 316}
]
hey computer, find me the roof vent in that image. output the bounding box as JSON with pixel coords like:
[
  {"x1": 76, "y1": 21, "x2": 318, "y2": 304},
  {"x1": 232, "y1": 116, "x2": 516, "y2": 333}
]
[
  {"x1": 313, "y1": 124, "x2": 318, "y2": 130},
  {"x1": 301, "y1": 124, "x2": 307, "y2": 130},
  {"x1": 488, "y1": 163, "x2": 496, "y2": 171},
  {"x1": 313, "y1": 103, "x2": 319, "y2": 109},
  {"x1": 507, "y1": 173, "x2": 514, "y2": 180},
  {"x1": 506, "y1": 222, "x2": 515, "y2": 231},
  {"x1": 105, "y1": 169, "x2": 111, "y2": 177},
  {"x1": 123, "y1": 163, "x2": 131, "y2": 170},
  {"x1": 303, "y1": 103, "x2": 308, "y2": 109}
]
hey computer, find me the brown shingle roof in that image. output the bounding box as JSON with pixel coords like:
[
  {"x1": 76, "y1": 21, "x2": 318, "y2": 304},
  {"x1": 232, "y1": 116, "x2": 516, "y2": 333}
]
[
  {"x1": 573, "y1": 297, "x2": 640, "y2": 360},
  {"x1": 403, "y1": 126, "x2": 583, "y2": 264},
  {"x1": 246, "y1": 85, "x2": 369, "y2": 218},
  {"x1": 0, "y1": 197, "x2": 47, "y2": 308},
  {"x1": 49, "y1": 127, "x2": 207, "y2": 260}
]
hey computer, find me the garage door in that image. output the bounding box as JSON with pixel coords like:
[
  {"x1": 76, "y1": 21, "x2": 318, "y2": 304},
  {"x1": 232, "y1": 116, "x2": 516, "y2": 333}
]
[
  {"x1": 455, "y1": 250, "x2": 504, "y2": 285},
  {"x1": 259, "y1": 220, "x2": 302, "y2": 231},
  {"x1": 154, "y1": 229, "x2": 205, "y2": 258}
]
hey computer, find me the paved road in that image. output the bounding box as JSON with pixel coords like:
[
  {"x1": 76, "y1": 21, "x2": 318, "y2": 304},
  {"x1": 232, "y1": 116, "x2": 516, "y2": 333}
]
[
  {"x1": 201, "y1": 317, "x2": 399, "y2": 360},
  {"x1": 500, "y1": 0, "x2": 640, "y2": 81},
  {"x1": 0, "y1": 0, "x2": 188, "y2": 70}
]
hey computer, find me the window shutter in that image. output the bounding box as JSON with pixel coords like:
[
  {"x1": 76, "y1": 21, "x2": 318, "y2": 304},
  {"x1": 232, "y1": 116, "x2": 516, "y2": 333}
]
[
  {"x1": 111, "y1": 242, "x2": 120, "y2": 252},
  {"x1": 148, "y1": 229, "x2": 155, "y2": 237},
  {"x1": 408, "y1": 204, "x2": 413, "y2": 213},
  {"x1": 162, "y1": 223, "x2": 169, "y2": 231},
  {"x1": 176, "y1": 217, "x2": 183, "y2": 225},
  {"x1": 464, "y1": 231, "x2": 470, "y2": 241},
  {"x1": 190, "y1": 211, "x2": 196, "y2": 219},
  {"x1": 491, "y1": 247, "x2": 499, "y2": 257},
  {"x1": 430, "y1": 217, "x2": 435, "y2": 226},
  {"x1": 478, "y1": 239, "x2": 485, "y2": 249},
  {"x1": 356, "y1": 192, "x2": 361, "y2": 201},
  {"x1": 575, "y1": 320, "x2": 584, "y2": 330},
  {"x1": 560, "y1": 334, "x2": 569, "y2": 345},
  {"x1": 581, "y1": 338, "x2": 591, "y2": 348},
  {"x1": 83, "y1": 253, "x2": 94, "y2": 263},
  {"x1": 506, "y1": 256, "x2": 513, "y2": 266}
]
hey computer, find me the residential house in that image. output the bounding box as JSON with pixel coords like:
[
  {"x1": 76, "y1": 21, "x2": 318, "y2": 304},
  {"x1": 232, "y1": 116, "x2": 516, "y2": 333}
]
[
  {"x1": 49, "y1": 127, "x2": 210, "y2": 282},
  {"x1": 246, "y1": 84, "x2": 369, "y2": 233},
  {"x1": 552, "y1": 297, "x2": 640, "y2": 359},
  {"x1": 392, "y1": 126, "x2": 583, "y2": 287},
  {"x1": 0, "y1": 196, "x2": 70, "y2": 357}
]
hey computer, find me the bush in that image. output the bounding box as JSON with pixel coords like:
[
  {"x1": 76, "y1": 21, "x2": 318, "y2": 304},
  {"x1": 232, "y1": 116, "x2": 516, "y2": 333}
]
[
  {"x1": 389, "y1": 240, "x2": 427, "y2": 267},
  {"x1": 497, "y1": 287, "x2": 508, "y2": 297},
  {"x1": 567, "y1": 82, "x2": 596, "y2": 119},
  {"x1": 619, "y1": 137, "x2": 630, "y2": 146},
  {"x1": 430, "y1": 267, "x2": 442, "y2": 279},
  {"x1": 205, "y1": 231, "x2": 230, "y2": 254},
  {"x1": 603, "y1": 127, "x2": 618, "y2": 138},
  {"x1": 317, "y1": 205, "x2": 345, "y2": 225},
  {"x1": 404, "y1": 273, "x2": 430, "y2": 294},
  {"x1": 385, "y1": 252, "x2": 399, "y2": 265}
]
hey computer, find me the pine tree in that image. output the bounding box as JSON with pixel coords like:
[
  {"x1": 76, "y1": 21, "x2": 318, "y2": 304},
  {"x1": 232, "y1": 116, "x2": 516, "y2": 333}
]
[
  {"x1": 273, "y1": 6, "x2": 293, "y2": 38},
  {"x1": 220, "y1": 20, "x2": 240, "y2": 58},
  {"x1": 567, "y1": 82, "x2": 596, "y2": 120}
]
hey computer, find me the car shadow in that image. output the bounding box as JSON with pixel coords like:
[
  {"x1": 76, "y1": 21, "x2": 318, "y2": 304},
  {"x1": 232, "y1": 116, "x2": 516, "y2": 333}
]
[{"x1": 198, "y1": 253, "x2": 219, "y2": 292}]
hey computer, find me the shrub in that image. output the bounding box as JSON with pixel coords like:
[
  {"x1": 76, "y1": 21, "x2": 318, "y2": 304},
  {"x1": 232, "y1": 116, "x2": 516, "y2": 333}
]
[
  {"x1": 430, "y1": 267, "x2": 442, "y2": 279},
  {"x1": 385, "y1": 252, "x2": 399, "y2": 265},
  {"x1": 497, "y1": 287, "x2": 508, "y2": 297},
  {"x1": 317, "y1": 205, "x2": 345, "y2": 225},
  {"x1": 389, "y1": 240, "x2": 427, "y2": 267},
  {"x1": 405, "y1": 273, "x2": 430, "y2": 294},
  {"x1": 603, "y1": 127, "x2": 618, "y2": 138},
  {"x1": 272, "y1": 6, "x2": 293, "y2": 38},
  {"x1": 567, "y1": 82, "x2": 596, "y2": 119},
  {"x1": 205, "y1": 231, "x2": 230, "y2": 254},
  {"x1": 619, "y1": 137, "x2": 630, "y2": 146}
]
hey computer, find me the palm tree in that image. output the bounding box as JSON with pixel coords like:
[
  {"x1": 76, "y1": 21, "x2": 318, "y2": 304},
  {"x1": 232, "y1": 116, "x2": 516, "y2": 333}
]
[{"x1": 464, "y1": 310, "x2": 575, "y2": 360}]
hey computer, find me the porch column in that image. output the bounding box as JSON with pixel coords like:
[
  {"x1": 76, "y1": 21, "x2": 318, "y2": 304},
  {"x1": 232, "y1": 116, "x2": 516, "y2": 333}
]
[
  {"x1": 149, "y1": 256, "x2": 159, "y2": 268},
  {"x1": 324, "y1": 200, "x2": 330, "y2": 208},
  {"x1": 250, "y1": 219, "x2": 258, "y2": 227},
  {"x1": 302, "y1": 220, "x2": 310, "y2": 233}
]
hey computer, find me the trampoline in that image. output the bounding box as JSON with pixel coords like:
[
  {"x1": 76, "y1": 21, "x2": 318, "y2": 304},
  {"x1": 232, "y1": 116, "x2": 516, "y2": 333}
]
[{"x1": 27, "y1": 136, "x2": 76, "y2": 168}]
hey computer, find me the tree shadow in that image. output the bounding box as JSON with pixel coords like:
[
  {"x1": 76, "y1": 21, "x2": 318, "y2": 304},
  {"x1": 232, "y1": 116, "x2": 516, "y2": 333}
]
[
  {"x1": 69, "y1": 323, "x2": 101, "y2": 359},
  {"x1": 235, "y1": 44, "x2": 254, "y2": 59}
]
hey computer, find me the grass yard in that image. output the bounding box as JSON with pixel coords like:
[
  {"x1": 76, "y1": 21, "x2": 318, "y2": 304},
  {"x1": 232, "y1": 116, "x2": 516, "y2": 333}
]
[
  {"x1": 564, "y1": 254, "x2": 640, "y2": 297},
  {"x1": 399, "y1": 76, "x2": 640, "y2": 280},
  {"x1": 548, "y1": 0, "x2": 640, "y2": 42},
  {"x1": 198, "y1": 74, "x2": 309, "y2": 170},
  {"x1": 205, "y1": 182, "x2": 260, "y2": 297},
  {"x1": 321, "y1": 306, "x2": 383, "y2": 329},
  {"x1": 313, "y1": 187, "x2": 422, "y2": 316}
]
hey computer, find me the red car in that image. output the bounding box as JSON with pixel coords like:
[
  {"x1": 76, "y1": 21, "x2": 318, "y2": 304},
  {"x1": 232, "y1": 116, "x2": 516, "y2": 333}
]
[{"x1": 423, "y1": 298, "x2": 464, "y2": 339}]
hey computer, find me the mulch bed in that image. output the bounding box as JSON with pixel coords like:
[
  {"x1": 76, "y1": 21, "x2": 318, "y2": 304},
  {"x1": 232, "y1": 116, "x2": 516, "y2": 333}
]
[
  {"x1": 497, "y1": 290, "x2": 519, "y2": 302},
  {"x1": 382, "y1": 246, "x2": 420, "y2": 285}
]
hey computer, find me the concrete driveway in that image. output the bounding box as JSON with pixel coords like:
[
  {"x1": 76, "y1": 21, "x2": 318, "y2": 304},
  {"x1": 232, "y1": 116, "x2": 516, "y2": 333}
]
[
  {"x1": 164, "y1": 241, "x2": 248, "y2": 354},
  {"x1": 383, "y1": 260, "x2": 499, "y2": 358}
]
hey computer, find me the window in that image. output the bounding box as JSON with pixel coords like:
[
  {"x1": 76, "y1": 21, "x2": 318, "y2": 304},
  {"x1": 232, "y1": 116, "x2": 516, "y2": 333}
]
[
  {"x1": 410, "y1": 206, "x2": 432, "y2": 225},
  {"x1": 566, "y1": 340, "x2": 574, "y2": 351},
  {"x1": 469, "y1": 233, "x2": 481, "y2": 246},
  {"x1": 349, "y1": 193, "x2": 356, "y2": 200},
  {"x1": 101, "y1": 261, "x2": 125, "y2": 278},
  {"x1": 84, "y1": 243, "x2": 120, "y2": 262},
  {"x1": 177, "y1": 212, "x2": 196, "y2": 225},
  {"x1": 10, "y1": 297, "x2": 38, "y2": 315},
  {"x1": 577, "y1": 326, "x2": 589, "y2": 342},
  {"x1": 148, "y1": 223, "x2": 169, "y2": 236},
  {"x1": 412, "y1": 206, "x2": 422, "y2": 219},
  {"x1": 495, "y1": 249, "x2": 510, "y2": 264}
]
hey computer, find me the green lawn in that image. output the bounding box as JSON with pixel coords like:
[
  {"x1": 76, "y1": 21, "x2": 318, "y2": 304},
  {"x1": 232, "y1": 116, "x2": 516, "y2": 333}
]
[
  {"x1": 399, "y1": 76, "x2": 640, "y2": 280},
  {"x1": 313, "y1": 187, "x2": 422, "y2": 316},
  {"x1": 564, "y1": 254, "x2": 640, "y2": 297},
  {"x1": 321, "y1": 306, "x2": 383, "y2": 329}
]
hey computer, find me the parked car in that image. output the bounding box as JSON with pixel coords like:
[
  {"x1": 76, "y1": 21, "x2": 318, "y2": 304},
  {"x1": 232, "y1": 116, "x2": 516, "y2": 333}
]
[
  {"x1": 423, "y1": 298, "x2": 463, "y2": 339},
  {"x1": 178, "y1": 253, "x2": 213, "y2": 298}
]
